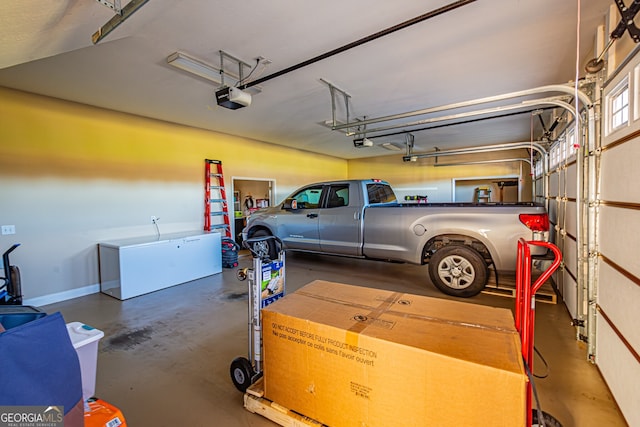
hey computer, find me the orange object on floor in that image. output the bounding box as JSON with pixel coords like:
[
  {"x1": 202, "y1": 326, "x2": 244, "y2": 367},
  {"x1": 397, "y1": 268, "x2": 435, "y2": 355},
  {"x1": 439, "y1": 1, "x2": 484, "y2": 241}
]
[{"x1": 84, "y1": 397, "x2": 127, "y2": 427}]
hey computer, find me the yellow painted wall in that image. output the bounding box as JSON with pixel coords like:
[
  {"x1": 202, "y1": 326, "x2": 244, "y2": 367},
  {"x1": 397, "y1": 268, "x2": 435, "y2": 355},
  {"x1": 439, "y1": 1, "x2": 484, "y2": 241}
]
[
  {"x1": 0, "y1": 87, "x2": 346, "y2": 302},
  {"x1": 0, "y1": 87, "x2": 345, "y2": 185}
]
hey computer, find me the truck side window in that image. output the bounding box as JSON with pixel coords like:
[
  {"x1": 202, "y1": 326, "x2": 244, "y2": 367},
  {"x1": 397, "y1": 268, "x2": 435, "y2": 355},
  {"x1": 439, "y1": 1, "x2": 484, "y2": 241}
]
[
  {"x1": 292, "y1": 186, "x2": 322, "y2": 209},
  {"x1": 327, "y1": 185, "x2": 349, "y2": 208},
  {"x1": 367, "y1": 183, "x2": 397, "y2": 204}
]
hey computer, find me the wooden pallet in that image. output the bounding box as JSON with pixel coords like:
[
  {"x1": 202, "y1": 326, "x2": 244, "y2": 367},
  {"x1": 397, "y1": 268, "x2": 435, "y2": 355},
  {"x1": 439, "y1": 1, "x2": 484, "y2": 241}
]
[
  {"x1": 244, "y1": 379, "x2": 326, "y2": 427},
  {"x1": 481, "y1": 272, "x2": 558, "y2": 304}
]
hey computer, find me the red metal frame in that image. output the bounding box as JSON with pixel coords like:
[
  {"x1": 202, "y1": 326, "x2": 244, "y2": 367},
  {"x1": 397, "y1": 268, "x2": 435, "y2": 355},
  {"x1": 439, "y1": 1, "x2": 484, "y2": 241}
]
[
  {"x1": 515, "y1": 238, "x2": 562, "y2": 426},
  {"x1": 216, "y1": 161, "x2": 231, "y2": 238},
  {"x1": 204, "y1": 160, "x2": 211, "y2": 232},
  {"x1": 204, "y1": 159, "x2": 231, "y2": 238}
]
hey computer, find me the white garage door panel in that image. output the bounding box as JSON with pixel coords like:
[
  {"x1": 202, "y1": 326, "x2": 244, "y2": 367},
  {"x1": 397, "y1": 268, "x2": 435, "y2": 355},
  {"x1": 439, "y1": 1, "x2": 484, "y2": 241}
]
[
  {"x1": 598, "y1": 206, "x2": 640, "y2": 279},
  {"x1": 564, "y1": 201, "x2": 578, "y2": 239},
  {"x1": 565, "y1": 163, "x2": 577, "y2": 199},
  {"x1": 558, "y1": 200, "x2": 565, "y2": 226},
  {"x1": 549, "y1": 172, "x2": 559, "y2": 197},
  {"x1": 599, "y1": 262, "x2": 640, "y2": 351},
  {"x1": 563, "y1": 237, "x2": 578, "y2": 275},
  {"x1": 562, "y1": 269, "x2": 577, "y2": 318},
  {"x1": 559, "y1": 169, "x2": 566, "y2": 198},
  {"x1": 596, "y1": 320, "x2": 639, "y2": 427},
  {"x1": 600, "y1": 144, "x2": 640, "y2": 203},
  {"x1": 535, "y1": 177, "x2": 544, "y2": 203},
  {"x1": 548, "y1": 198, "x2": 558, "y2": 225},
  {"x1": 597, "y1": 47, "x2": 640, "y2": 427}
]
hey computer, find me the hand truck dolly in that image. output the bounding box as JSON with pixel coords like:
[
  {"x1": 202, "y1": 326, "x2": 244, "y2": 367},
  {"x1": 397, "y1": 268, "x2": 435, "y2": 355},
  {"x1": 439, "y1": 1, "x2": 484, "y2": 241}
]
[
  {"x1": 0, "y1": 244, "x2": 22, "y2": 305},
  {"x1": 230, "y1": 235, "x2": 285, "y2": 393},
  {"x1": 516, "y1": 238, "x2": 563, "y2": 427}
]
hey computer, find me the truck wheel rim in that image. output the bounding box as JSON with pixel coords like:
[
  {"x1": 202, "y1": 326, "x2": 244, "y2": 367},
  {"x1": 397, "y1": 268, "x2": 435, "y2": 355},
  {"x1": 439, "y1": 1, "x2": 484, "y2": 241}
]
[
  {"x1": 437, "y1": 255, "x2": 475, "y2": 290},
  {"x1": 253, "y1": 241, "x2": 270, "y2": 259}
]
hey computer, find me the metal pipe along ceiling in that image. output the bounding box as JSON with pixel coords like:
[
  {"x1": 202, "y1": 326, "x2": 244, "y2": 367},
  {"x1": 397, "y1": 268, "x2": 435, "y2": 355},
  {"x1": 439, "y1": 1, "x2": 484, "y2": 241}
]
[
  {"x1": 433, "y1": 158, "x2": 532, "y2": 167},
  {"x1": 238, "y1": 0, "x2": 476, "y2": 90},
  {"x1": 347, "y1": 98, "x2": 577, "y2": 137},
  {"x1": 332, "y1": 84, "x2": 592, "y2": 132},
  {"x1": 362, "y1": 107, "x2": 556, "y2": 140},
  {"x1": 402, "y1": 141, "x2": 548, "y2": 160}
]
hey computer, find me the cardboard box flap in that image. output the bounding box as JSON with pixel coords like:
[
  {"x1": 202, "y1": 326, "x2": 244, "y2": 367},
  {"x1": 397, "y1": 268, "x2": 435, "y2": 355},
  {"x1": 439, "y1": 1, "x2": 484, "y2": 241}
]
[
  {"x1": 264, "y1": 280, "x2": 525, "y2": 374},
  {"x1": 292, "y1": 280, "x2": 516, "y2": 330}
]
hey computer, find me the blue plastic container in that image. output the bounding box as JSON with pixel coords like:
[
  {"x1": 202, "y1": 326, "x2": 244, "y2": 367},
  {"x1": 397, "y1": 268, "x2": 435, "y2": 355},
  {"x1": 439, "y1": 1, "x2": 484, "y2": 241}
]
[{"x1": 0, "y1": 305, "x2": 47, "y2": 330}]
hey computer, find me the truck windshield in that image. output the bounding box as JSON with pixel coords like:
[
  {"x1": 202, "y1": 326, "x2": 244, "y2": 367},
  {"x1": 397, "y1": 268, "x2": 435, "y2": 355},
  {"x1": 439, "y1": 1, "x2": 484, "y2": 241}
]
[{"x1": 367, "y1": 183, "x2": 397, "y2": 204}]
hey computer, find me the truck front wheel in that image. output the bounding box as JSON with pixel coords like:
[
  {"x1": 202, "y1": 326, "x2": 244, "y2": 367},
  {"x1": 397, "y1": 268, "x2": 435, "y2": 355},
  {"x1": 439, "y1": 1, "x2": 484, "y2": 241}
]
[
  {"x1": 250, "y1": 229, "x2": 278, "y2": 260},
  {"x1": 428, "y1": 245, "x2": 488, "y2": 297}
]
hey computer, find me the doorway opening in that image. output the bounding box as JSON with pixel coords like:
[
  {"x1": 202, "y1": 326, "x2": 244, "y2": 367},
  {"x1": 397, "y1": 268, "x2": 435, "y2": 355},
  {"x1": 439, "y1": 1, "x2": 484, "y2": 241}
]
[
  {"x1": 232, "y1": 178, "x2": 275, "y2": 243},
  {"x1": 453, "y1": 176, "x2": 520, "y2": 203}
]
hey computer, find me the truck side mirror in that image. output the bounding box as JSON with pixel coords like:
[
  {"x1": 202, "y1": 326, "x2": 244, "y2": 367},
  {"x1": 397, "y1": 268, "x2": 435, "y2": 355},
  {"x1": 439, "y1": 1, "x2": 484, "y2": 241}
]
[{"x1": 282, "y1": 198, "x2": 298, "y2": 210}]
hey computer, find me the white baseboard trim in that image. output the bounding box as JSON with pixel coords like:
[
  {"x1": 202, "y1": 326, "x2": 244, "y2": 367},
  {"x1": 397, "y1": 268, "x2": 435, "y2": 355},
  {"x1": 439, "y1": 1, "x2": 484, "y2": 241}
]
[{"x1": 23, "y1": 283, "x2": 100, "y2": 308}]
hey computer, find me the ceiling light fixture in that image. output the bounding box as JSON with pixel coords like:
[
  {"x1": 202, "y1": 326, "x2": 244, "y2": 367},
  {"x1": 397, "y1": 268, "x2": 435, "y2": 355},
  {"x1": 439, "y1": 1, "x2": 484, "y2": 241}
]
[
  {"x1": 381, "y1": 142, "x2": 403, "y2": 151},
  {"x1": 167, "y1": 52, "x2": 223, "y2": 84},
  {"x1": 166, "y1": 51, "x2": 263, "y2": 97}
]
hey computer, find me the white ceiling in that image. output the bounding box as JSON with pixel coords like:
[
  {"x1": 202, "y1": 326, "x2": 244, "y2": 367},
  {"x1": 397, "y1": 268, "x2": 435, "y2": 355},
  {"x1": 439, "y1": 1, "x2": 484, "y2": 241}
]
[{"x1": 0, "y1": 0, "x2": 612, "y2": 159}]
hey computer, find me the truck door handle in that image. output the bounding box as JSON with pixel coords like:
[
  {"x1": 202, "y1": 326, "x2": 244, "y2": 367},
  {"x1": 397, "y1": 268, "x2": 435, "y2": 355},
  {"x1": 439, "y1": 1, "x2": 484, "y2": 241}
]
[{"x1": 307, "y1": 213, "x2": 318, "y2": 218}]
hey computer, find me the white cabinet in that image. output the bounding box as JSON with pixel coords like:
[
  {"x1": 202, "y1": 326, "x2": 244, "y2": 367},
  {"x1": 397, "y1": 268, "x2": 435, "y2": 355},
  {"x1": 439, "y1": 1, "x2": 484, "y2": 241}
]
[{"x1": 99, "y1": 231, "x2": 221, "y2": 300}]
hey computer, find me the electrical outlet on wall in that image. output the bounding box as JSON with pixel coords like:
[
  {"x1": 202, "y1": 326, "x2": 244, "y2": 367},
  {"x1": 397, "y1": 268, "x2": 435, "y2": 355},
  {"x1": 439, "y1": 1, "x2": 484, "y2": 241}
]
[
  {"x1": 1, "y1": 225, "x2": 16, "y2": 235},
  {"x1": 151, "y1": 216, "x2": 159, "y2": 224}
]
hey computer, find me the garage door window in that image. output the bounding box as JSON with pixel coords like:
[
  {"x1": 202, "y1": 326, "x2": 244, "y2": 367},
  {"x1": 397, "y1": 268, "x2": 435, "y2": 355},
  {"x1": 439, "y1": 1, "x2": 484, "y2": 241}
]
[
  {"x1": 566, "y1": 128, "x2": 577, "y2": 158},
  {"x1": 534, "y1": 158, "x2": 543, "y2": 177},
  {"x1": 608, "y1": 78, "x2": 629, "y2": 133},
  {"x1": 550, "y1": 144, "x2": 559, "y2": 169}
]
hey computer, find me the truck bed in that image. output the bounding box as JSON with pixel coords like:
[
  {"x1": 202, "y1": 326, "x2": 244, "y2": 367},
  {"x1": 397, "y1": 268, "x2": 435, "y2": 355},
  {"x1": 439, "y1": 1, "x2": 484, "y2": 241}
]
[{"x1": 390, "y1": 202, "x2": 541, "y2": 208}]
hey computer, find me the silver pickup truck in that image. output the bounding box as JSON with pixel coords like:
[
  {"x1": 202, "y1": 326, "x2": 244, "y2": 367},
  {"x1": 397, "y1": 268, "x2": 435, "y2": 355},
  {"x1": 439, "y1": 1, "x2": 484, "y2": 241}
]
[{"x1": 242, "y1": 179, "x2": 548, "y2": 297}]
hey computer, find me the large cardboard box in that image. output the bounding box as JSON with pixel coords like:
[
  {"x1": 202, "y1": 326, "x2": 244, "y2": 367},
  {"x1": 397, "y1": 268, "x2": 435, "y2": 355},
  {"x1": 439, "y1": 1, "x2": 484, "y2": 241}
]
[{"x1": 262, "y1": 280, "x2": 527, "y2": 427}]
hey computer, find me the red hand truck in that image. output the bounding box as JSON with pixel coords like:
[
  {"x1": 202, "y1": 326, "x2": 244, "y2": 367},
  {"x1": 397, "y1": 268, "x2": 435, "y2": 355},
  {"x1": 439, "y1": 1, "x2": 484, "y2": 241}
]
[{"x1": 515, "y1": 238, "x2": 562, "y2": 426}]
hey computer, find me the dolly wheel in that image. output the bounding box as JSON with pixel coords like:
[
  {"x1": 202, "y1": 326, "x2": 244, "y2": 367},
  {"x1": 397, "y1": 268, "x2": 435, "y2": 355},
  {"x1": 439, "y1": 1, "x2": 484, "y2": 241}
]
[
  {"x1": 531, "y1": 410, "x2": 562, "y2": 427},
  {"x1": 236, "y1": 268, "x2": 248, "y2": 281},
  {"x1": 230, "y1": 357, "x2": 254, "y2": 392}
]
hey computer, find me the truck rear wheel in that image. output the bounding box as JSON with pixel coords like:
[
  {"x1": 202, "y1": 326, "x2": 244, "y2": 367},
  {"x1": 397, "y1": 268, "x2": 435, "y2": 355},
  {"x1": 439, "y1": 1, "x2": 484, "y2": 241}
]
[{"x1": 428, "y1": 244, "x2": 488, "y2": 297}]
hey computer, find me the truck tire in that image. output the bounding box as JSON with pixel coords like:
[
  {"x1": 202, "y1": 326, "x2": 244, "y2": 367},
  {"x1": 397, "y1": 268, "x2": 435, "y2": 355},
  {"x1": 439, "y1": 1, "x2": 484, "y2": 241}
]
[
  {"x1": 428, "y1": 244, "x2": 488, "y2": 297},
  {"x1": 251, "y1": 229, "x2": 278, "y2": 260}
]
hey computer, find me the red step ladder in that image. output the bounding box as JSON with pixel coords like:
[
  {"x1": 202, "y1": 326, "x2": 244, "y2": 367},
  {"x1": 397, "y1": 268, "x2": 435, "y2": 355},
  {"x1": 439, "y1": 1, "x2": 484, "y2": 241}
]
[
  {"x1": 204, "y1": 159, "x2": 231, "y2": 238},
  {"x1": 515, "y1": 238, "x2": 562, "y2": 426}
]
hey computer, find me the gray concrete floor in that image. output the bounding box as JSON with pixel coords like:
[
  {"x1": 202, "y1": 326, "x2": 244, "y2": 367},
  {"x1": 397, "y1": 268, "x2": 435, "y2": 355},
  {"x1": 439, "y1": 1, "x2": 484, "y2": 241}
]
[{"x1": 43, "y1": 252, "x2": 627, "y2": 426}]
